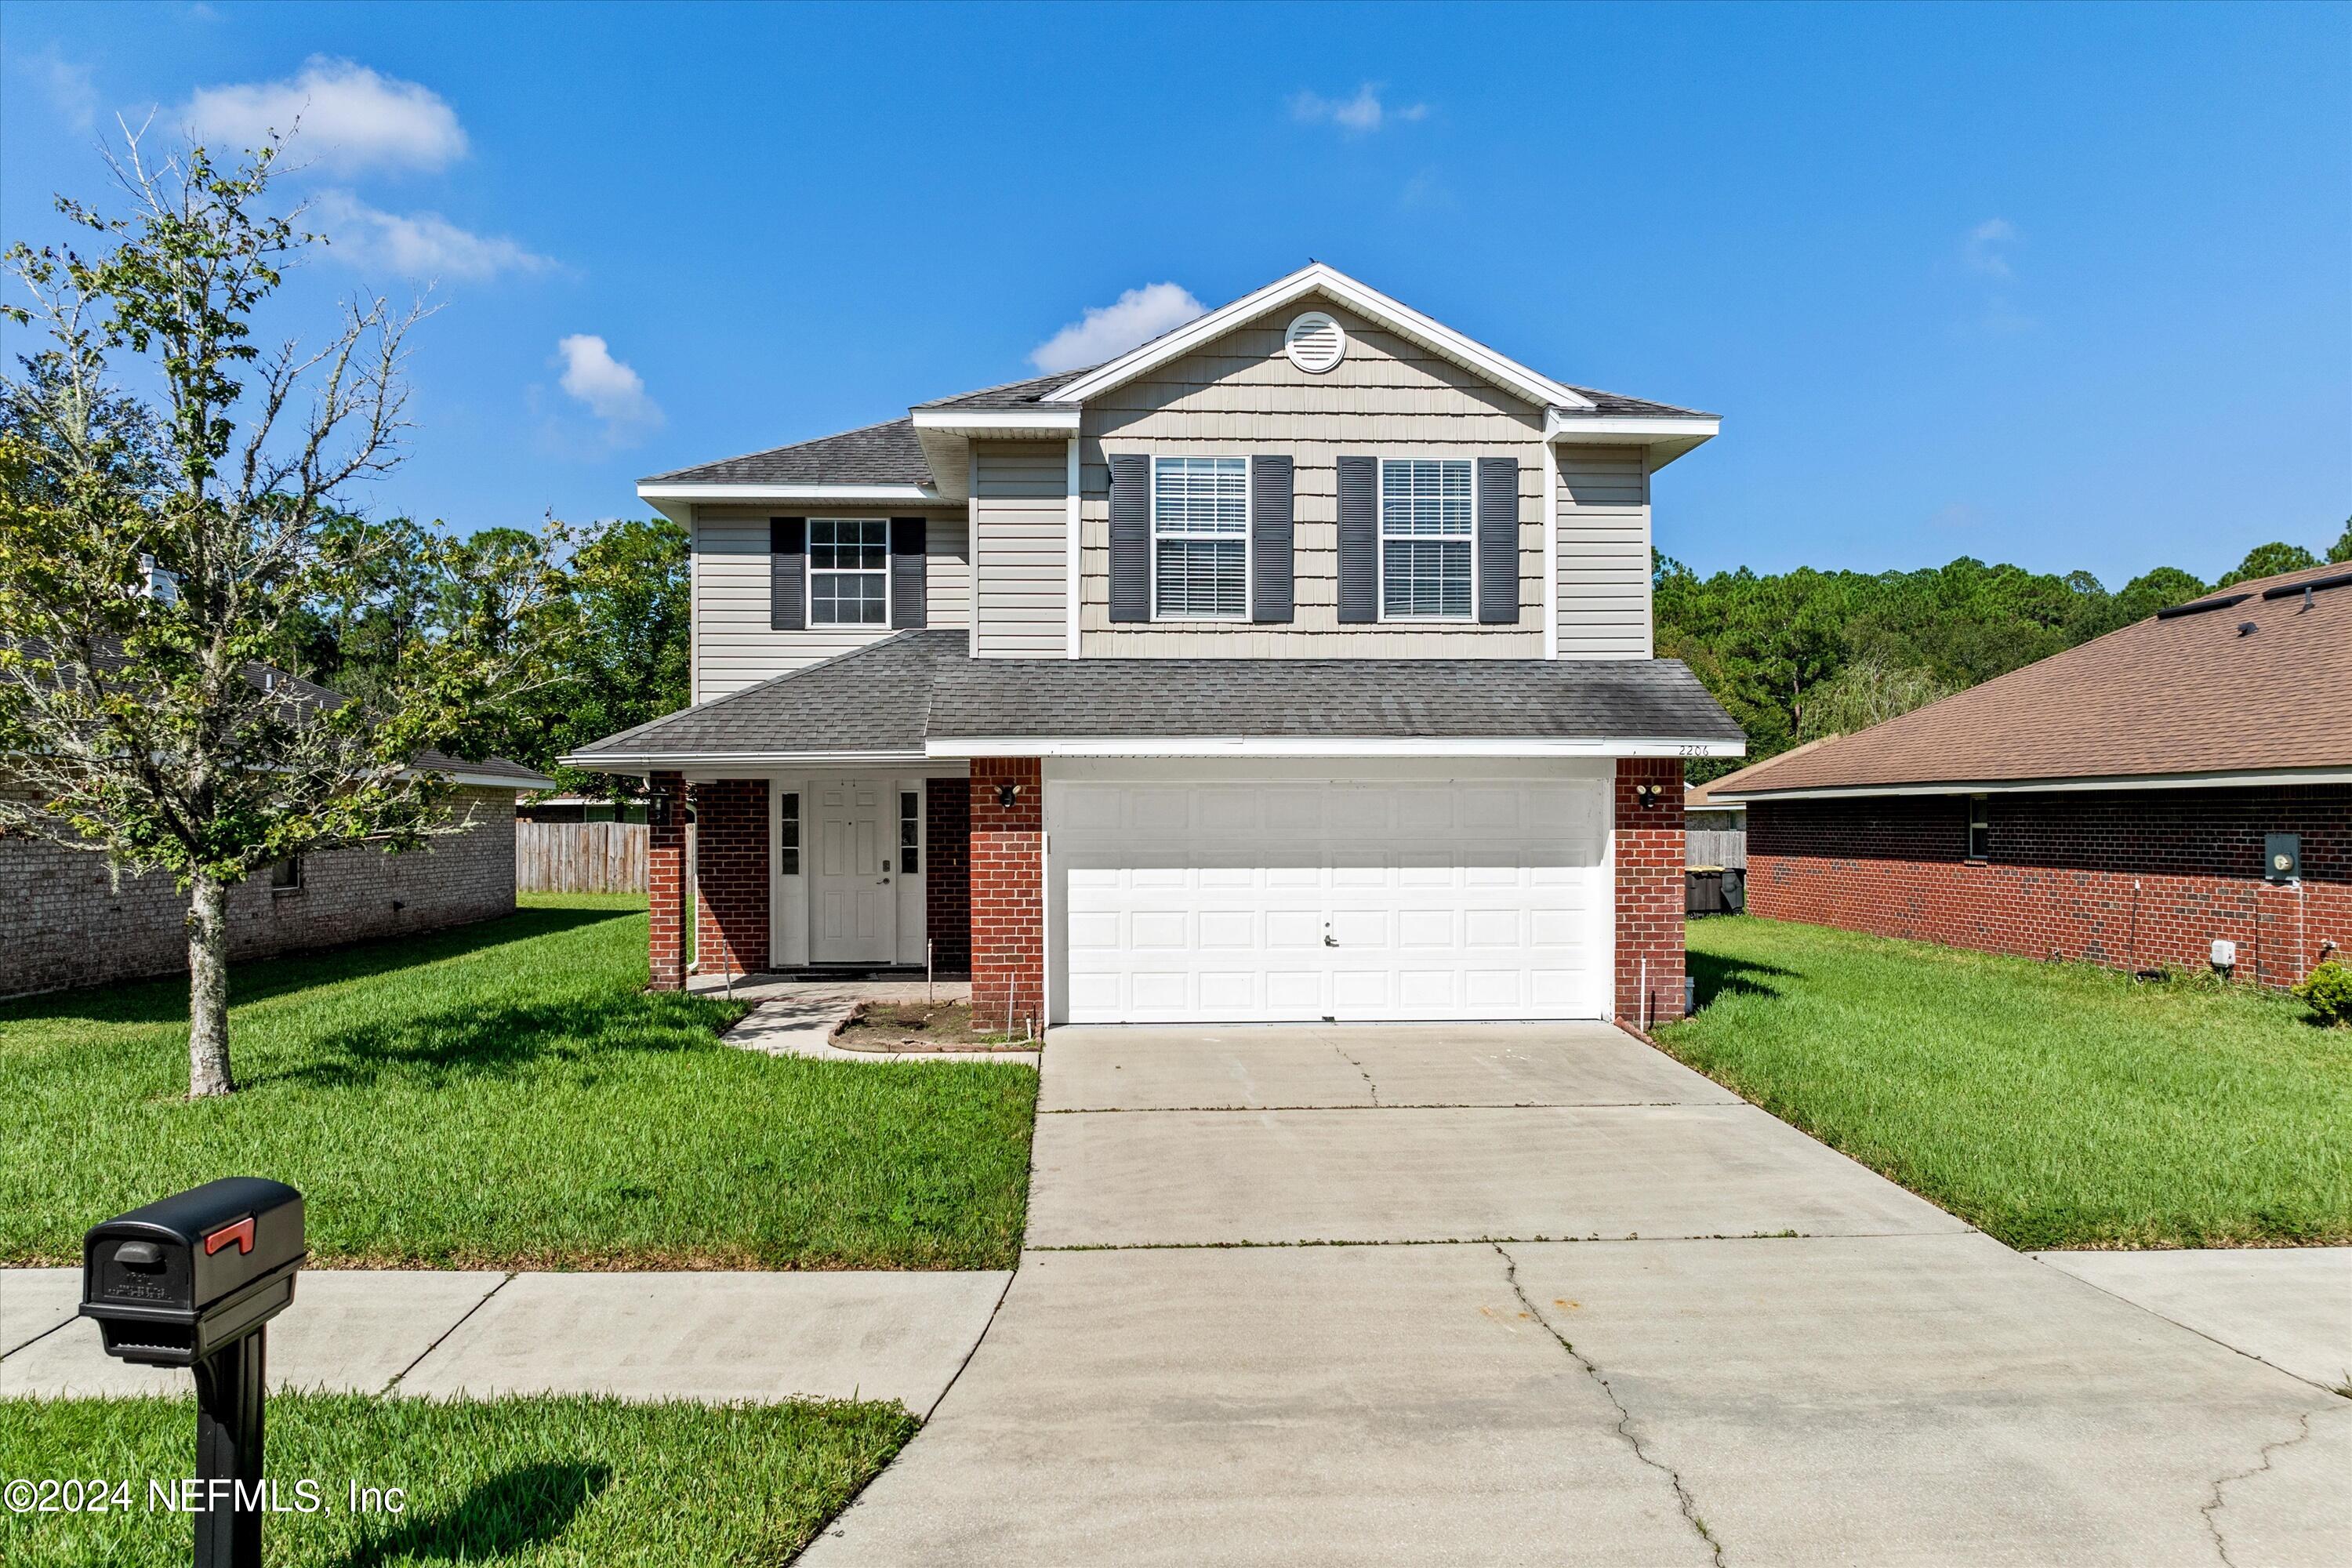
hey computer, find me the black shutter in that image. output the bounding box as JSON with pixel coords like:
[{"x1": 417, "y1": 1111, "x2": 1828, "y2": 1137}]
[
  {"x1": 769, "y1": 517, "x2": 805, "y2": 631},
  {"x1": 889, "y1": 517, "x2": 927, "y2": 629},
  {"x1": 1108, "y1": 452, "x2": 1150, "y2": 623},
  {"x1": 1476, "y1": 457, "x2": 1519, "y2": 624},
  {"x1": 1250, "y1": 455, "x2": 1294, "y2": 623},
  {"x1": 1337, "y1": 455, "x2": 1377, "y2": 624}
]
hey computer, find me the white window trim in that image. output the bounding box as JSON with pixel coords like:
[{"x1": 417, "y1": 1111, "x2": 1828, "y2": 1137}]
[
  {"x1": 1377, "y1": 457, "x2": 1478, "y2": 622},
  {"x1": 1149, "y1": 456, "x2": 1251, "y2": 622},
  {"x1": 806, "y1": 517, "x2": 892, "y2": 629}
]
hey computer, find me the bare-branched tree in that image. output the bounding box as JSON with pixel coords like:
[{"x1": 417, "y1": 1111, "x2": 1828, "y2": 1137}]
[{"x1": 0, "y1": 129, "x2": 558, "y2": 1098}]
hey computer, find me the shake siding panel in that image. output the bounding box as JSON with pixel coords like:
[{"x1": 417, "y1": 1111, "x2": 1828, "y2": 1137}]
[{"x1": 1076, "y1": 301, "x2": 1559, "y2": 658}]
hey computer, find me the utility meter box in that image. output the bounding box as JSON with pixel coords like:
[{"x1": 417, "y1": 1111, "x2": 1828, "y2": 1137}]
[
  {"x1": 81, "y1": 1177, "x2": 304, "y2": 1367},
  {"x1": 2265, "y1": 833, "x2": 2302, "y2": 884},
  {"x1": 2211, "y1": 938, "x2": 2238, "y2": 971}
]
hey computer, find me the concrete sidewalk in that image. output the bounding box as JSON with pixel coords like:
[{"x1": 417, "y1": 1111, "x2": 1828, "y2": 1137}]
[
  {"x1": 0, "y1": 1268, "x2": 1008, "y2": 1416},
  {"x1": 2031, "y1": 1246, "x2": 2352, "y2": 1394}
]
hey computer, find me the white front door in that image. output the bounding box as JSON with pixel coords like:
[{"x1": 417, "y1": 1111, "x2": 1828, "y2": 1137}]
[
  {"x1": 1050, "y1": 771, "x2": 1611, "y2": 1024},
  {"x1": 811, "y1": 778, "x2": 898, "y2": 964}
]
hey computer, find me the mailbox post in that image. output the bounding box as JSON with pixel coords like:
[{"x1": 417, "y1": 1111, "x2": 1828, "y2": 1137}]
[{"x1": 81, "y1": 1178, "x2": 305, "y2": 1568}]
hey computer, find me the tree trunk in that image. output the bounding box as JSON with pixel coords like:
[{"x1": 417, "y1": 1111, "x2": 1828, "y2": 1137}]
[{"x1": 187, "y1": 875, "x2": 235, "y2": 1098}]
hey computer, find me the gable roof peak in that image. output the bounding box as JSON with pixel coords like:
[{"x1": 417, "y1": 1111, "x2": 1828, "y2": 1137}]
[{"x1": 1043, "y1": 262, "x2": 1602, "y2": 414}]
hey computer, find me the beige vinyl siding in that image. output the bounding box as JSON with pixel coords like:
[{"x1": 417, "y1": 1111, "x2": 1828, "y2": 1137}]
[
  {"x1": 1077, "y1": 300, "x2": 1545, "y2": 658},
  {"x1": 688, "y1": 507, "x2": 968, "y2": 702},
  {"x1": 1554, "y1": 447, "x2": 1651, "y2": 659},
  {"x1": 972, "y1": 441, "x2": 1069, "y2": 659}
]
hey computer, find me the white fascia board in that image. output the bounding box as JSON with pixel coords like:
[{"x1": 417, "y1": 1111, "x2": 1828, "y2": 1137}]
[
  {"x1": 926, "y1": 736, "x2": 1748, "y2": 760},
  {"x1": 909, "y1": 408, "x2": 1080, "y2": 438},
  {"x1": 557, "y1": 750, "x2": 933, "y2": 772},
  {"x1": 1544, "y1": 411, "x2": 1722, "y2": 444},
  {"x1": 637, "y1": 481, "x2": 945, "y2": 505},
  {"x1": 1044, "y1": 263, "x2": 1596, "y2": 413},
  {"x1": 1714, "y1": 766, "x2": 2352, "y2": 803}
]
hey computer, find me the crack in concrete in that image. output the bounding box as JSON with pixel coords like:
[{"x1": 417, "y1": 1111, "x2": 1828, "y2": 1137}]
[
  {"x1": 1494, "y1": 1243, "x2": 1725, "y2": 1567},
  {"x1": 2199, "y1": 1410, "x2": 2316, "y2": 1568},
  {"x1": 1318, "y1": 1035, "x2": 1381, "y2": 1105}
]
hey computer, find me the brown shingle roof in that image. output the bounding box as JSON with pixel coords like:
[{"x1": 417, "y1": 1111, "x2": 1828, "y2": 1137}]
[{"x1": 1713, "y1": 562, "x2": 2352, "y2": 797}]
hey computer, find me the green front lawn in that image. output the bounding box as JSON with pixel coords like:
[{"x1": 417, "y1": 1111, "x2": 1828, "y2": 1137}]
[
  {"x1": 0, "y1": 895, "x2": 1036, "y2": 1269},
  {"x1": 0, "y1": 1392, "x2": 912, "y2": 1566},
  {"x1": 1658, "y1": 916, "x2": 2352, "y2": 1250}
]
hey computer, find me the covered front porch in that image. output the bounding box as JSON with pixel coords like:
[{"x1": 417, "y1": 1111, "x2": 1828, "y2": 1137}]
[{"x1": 641, "y1": 760, "x2": 1047, "y2": 1032}]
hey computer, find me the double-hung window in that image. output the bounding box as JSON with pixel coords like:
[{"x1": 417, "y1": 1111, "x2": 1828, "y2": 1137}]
[
  {"x1": 1380, "y1": 459, "x2": 1474, "y2": 619},
  {"x1": 809, "y1": 518, "x2": 889, "y2": 625},
  {"x1": 1152, "y1": 456, "x2": 1247, "y2": 619},
  {"x1": 1966, "y1": 797, "x2": 1991, "y2": 862}
]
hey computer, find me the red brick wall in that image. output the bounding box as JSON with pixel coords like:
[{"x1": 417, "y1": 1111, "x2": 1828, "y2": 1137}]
[
  {"x1": 1616, "y1": 757, "x2": 1688, "y2": 1025},
  {"x1": 1747, "y1": 784, "x2": 2352, "y2": 988},
  {"x1": 648, "y1": 770, "x2": 688, "y2": 991},
  {"x1": 969, "y1": 758, "x2": 1043, "y2": 1031},
  {"x1": 925, "y1": 782, "x2": 971, "y2": 977},
  {"x1": 693, "y1": 779, "x2": 770, "y2": 978}
]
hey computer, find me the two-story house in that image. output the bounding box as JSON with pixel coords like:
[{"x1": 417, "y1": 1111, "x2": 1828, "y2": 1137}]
[{"x1": 563, "y1": 264, "x2": 1744, "y2": 1029}]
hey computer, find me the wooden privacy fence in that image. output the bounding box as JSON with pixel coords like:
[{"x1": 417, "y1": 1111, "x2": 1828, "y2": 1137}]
[
  {"x1": 517, "y1": 821, "x2": 649, "y2": 894},
  {"x1": 1686, "y1": 826, "x2": 1747, "y2": 870}
]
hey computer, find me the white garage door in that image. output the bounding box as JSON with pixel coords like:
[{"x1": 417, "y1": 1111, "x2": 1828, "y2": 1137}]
[{"x1": 1051, "y1": 772, "x2": 1610, "y2": 1024}]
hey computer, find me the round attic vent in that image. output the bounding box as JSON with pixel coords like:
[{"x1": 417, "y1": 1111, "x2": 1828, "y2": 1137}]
[{"x1": 1284, "y1": 311, "x2": 1345, "y2": 374}]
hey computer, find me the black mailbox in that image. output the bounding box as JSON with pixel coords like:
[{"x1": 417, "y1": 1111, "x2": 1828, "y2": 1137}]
[
  {"x1": 82, "y1": 1177, "x2": 304, "y2": 1366},
  {"x1": 82, "y1": 1178, "x2": 305, "y2": 1568}
]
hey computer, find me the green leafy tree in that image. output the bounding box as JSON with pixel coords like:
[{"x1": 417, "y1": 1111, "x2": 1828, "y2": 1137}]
[
  {"x1": 2217, "y1": 541, "x2": 2320, "y2": 588},
  {"x1": 0, "y1": 132, "x2": 558, "y2": 1098},
  {"x1": 2112, "y1": 566, "x2": 2208, "y2": 622},
  {"x1": 1796, "y1": 659, "x2": 1958, "y2": 741},
  {"x1": 2325, "y1": 519, "x2": 2350, "y2": 565},
  {"x1": 534, "y1": 517, "x2": 690, "y2": 793}
]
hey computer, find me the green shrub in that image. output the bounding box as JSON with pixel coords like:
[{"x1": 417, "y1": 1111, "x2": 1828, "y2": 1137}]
[{"x1": 2293, "y1": 960, "x2": 2352, "y2": 1027}]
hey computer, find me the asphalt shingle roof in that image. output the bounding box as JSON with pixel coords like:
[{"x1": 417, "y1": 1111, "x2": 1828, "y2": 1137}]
[
  {"x1": 911, "y1": 367, "x2": 1102, "y2": 411},
  {"x1": 642, "y1": 418, "x2": 930, "y2": 486},
  {"x1": 1712, "y1": 561, "x2": 2352, "y2": 797},
  {"x1": 566, "y1": 632, "x2": 1743, "y2": 762}
]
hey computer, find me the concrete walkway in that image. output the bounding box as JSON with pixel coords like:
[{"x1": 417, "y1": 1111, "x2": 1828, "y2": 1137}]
[
  {"x1": 2031, "y1": 1246, "x2": 2352, "y2": 1394},
  {"x1": 1, "y1": 1269, "x2": 1009, "y2": 1416},
  {"x1": 802, "y1": 1023, "x2": 2352, "y2": 1567},
  {"x1": 690, "y1": 975, "x2": 1041, "y2": 1065}
]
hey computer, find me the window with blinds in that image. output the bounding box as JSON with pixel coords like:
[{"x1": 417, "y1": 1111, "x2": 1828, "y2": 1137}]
[
  {"x1": 1152, "y1": 456, "x2": 1248, "y2": 619},
  {"x1": 1381, "y1": 459, "x2": 1473, "y2": 619}
]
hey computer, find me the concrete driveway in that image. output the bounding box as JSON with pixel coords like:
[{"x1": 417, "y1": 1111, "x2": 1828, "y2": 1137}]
[{"x1": 801, "y1": 1024, "x2": 2350, "y2": 1566}]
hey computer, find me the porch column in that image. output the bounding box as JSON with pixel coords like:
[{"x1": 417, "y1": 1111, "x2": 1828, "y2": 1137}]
[
  {"x1": 970, "y1": 758, "x2": 1044, "y2": 1033},
  {"x1": 648, "y1": 770, "x2": 688, "y2": 991},
  {"x1": 1615, "y1": 757, "x2": 1687, "y2": 1027},
  {"x1": 693, "y1": 779, "x2": 771, "y2": 978}
]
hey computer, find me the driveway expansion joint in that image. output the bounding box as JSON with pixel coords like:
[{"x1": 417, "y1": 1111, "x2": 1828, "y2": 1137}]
[
  {"x1": 2199, "y1": 1409, "x2": 2318, "y2": 1568},
  {"x1": 1494, "y1": 1242, "x2": 1726, "y2": 1568}
]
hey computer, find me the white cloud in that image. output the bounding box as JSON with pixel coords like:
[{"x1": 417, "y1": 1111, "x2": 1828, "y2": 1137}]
[
  {"x1": 30, "y1": 49, "x2": 98, "y2": 132},
  {"x1": 1963, "y1": 218, "x2": 2018, "y2": 280},
  {"x1": 181, "y1": 57, "x2": 466, "y2": 174},
  {"x1": 1029, "y1": 282, "x2": 1206, "y2": 373},
  {"x1": 555, "y1": 334, "x2": 662, "y2": 443},
  {"x1": 1290, "y1": 84, "x2": 1428, "y2": 135},
  {"x1": 310, "y1": 190, "x2": 550, "y2": 280}
]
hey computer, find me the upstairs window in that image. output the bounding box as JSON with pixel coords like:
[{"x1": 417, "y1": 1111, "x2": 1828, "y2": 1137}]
[
  {"x1": 809, "y1": 518, "x2": 888, "y2": 625},
  {"x1": 1967, "y1": 797, "x2": 1991, "y2": 862},
  {"x1": 1153, "y1": 456, "x2": 1247, "y2": 619},
  {"x1": 1381, "y1": 459, "x2": 1473, "y2": 619}
]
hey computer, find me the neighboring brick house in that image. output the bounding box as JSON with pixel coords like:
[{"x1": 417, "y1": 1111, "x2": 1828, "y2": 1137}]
[
  {"x1": 1712, "y1": 562, "x2": 2352, "y2": 988},
  {"x1": 5, "y1": 648, "x2": 553, "y2": 997},
  {"x1": 565, "y1": 264, "x2": 1744, "y2": 1029}
]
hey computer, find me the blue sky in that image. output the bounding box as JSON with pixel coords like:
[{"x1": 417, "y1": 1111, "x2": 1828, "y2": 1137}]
[{"x1": 3, "y1": 1, "x2": 2346, "y2": 584}]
